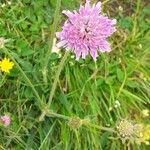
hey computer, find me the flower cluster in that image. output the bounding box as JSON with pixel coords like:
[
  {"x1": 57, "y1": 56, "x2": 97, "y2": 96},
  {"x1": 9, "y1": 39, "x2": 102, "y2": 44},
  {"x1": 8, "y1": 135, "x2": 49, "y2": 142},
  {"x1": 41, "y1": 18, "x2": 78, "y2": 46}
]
[
  {"x1": 116, "y1": 119, "x2": 150, "y2": 145},
  {"x1": 0, "y1": 115, "x2": 11, "y2": 127},
  {"x1": 56, "y1": 0, "x2": 116, "y2": 61},
  {"x1": 0, "y1": 58, "x2": 14, "y2": 73},
  {"x1": 116, "y1": 119, "x2": 137, "y2": 143}
]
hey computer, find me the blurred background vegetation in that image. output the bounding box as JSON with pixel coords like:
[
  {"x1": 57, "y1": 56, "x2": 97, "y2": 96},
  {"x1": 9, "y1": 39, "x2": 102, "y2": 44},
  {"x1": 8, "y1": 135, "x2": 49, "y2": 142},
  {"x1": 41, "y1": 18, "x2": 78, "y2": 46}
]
[{"x1": 0, "y1": 0, "x2": 150, "y2": 149}]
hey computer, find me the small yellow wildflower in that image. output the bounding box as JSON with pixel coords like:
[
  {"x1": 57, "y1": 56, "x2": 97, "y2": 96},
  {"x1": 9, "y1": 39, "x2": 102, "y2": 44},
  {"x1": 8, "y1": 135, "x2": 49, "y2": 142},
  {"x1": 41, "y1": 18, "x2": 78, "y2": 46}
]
[
  {"x1": 134, "y1": 124, "x2": 150, "y2": 145},
  {"x1": 141, "y1": 125, "x2": 150, "y2": 145},
  {"x1": 0, "y1": 58, "x2": 14, "y2": 73}
]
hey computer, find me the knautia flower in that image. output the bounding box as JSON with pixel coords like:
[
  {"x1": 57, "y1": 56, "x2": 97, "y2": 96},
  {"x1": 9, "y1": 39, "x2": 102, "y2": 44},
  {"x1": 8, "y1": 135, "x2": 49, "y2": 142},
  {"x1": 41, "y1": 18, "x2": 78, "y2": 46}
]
[
  {"x1": 0, "y1": 115, "x2": 11, "y2": 127},
  {"x1": 56, "y1": 0, "x2": 116, "y2": 61},
  {"x1": 0, "y1": 58, "x2": 14, "y2": 73},
  {"x1": 116, "y1": 119, "x2": 150, "y2": 145},
  {"x1": 116, "y1": 119, "x2": 143, "y2": 144}
]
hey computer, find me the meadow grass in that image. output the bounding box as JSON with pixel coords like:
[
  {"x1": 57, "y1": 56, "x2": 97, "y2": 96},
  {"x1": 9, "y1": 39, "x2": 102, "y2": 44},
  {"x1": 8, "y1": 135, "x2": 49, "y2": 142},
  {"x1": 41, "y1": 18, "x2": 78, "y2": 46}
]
[{"x1": 0, "y1": 0, "x2": 150, "y2": 149}]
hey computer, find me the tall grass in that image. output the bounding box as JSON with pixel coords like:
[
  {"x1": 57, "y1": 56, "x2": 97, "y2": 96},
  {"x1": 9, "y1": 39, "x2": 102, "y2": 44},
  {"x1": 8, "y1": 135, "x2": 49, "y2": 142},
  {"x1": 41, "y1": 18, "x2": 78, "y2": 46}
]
[{"x1": 0, "y1": 0, "x2": 149, "y2": 149}]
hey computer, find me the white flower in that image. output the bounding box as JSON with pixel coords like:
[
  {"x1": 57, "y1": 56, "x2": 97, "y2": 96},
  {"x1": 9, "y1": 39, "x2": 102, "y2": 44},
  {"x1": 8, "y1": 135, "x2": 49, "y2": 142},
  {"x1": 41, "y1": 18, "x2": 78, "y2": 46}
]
[
  {"x1": 114, "y1": 100, "x2": 121, "y2": 108},
  {"x1": 0, "y1": 37, "x2": 9, "y2": 49},
  {"x1": 51, "y1": 38, "x2": 60, "y2": 54}
]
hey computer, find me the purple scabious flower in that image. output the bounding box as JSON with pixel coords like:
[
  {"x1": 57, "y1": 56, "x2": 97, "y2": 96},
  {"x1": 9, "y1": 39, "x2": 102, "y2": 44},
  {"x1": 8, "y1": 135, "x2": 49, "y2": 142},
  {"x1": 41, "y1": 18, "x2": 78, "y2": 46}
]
[
  {"x1": 0, "y1": 115, "x2": 11, "y2": 127},
  {"x1": 56, "y1": 0, "x2": 116, "y2": 61}
]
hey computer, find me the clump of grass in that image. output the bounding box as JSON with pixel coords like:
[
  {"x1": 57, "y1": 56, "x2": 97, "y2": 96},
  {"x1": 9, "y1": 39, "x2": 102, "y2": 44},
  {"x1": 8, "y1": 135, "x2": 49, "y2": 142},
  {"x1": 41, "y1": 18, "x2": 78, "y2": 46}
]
[{"x1": 0, "y1": 0, "x2": 149, "y2": 149}]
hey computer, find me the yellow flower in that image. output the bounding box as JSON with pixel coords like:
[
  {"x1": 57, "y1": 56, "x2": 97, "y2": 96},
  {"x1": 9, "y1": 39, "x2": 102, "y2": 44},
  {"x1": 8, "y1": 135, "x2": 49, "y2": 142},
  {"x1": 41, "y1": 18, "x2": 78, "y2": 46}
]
[
  {"x1": 142, "y1": 109, "x2": 149, "y2": 118},
  {"x1": 134, "y1": 124, "x2": 150, "y2": 145},
  {"x1": 0, "y1": 58, "x2": 14, "y2": 73},
  {"x1": 142, "y1": 126, "x2": 150, "y2": 145},
  {"x1": 116, "y1": 119, "x2": 150, "y2": 145}
]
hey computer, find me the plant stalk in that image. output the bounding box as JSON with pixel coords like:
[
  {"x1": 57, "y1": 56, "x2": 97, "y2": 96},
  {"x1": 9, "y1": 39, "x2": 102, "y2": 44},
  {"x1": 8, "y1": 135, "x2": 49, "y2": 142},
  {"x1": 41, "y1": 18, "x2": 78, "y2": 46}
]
[
  {"x1": 42, "y1": 0, "x2": 61, "y2": 84},
  {"x1": 2, "y1": 48, "x2": 43, "y2": 108}
]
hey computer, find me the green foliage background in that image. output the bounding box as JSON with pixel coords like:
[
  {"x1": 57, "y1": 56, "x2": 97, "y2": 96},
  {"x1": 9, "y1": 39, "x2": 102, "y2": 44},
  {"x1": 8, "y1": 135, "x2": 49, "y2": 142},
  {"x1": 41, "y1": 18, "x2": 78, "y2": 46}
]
[{"x1": 0, "y1": 0, "x2": 150, "y2": 149}]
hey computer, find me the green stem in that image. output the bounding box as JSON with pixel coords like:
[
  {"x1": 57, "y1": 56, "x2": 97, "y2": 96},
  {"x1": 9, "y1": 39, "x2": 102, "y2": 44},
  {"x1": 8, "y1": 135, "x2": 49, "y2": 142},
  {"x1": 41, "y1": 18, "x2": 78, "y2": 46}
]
[
  {"x1": 40, "y1": 111, "x2": 115, "y2": 133},
  {"x1": 116, "y1": 65, "x2": 127, "y2": 99},
  {"x1": 39, "y1": 110, "x2": 69, "y2": 121},
  {"x1": 43, "y1": 0, "x2": 61, "y2": 84},
  {"x1": 2, "y1": 48, "x2": 43, "y2": 108},
  {"x1": 48, "y1": 52, "x2": 69, "y2": 107},
  {"x1": 47, "y1": 112, "x2": 70, "y2": 120},
  {"x1": 88, "y1": 123, "x2": 116, "y2": 133},
  {"x1": 39, "y1": 52, "x2": 69, "y2": 121}
]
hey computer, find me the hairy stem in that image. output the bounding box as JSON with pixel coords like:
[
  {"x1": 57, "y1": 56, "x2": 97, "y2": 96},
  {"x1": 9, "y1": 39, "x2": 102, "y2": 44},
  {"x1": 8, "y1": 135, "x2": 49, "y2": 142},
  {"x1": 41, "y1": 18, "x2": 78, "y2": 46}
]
[
  {"x1": 2, "y1": 48, "x2": 43, "y2": 108},
  {"x1": 40, "y1": 111, "x2": 115, "y2": 133},
  {"x1": 42, "y1": 0, "x2": 61, "y2": 84},
  {"x1": 48, "y1": 52, "x2": 69, "y2": 107},
  {"x1": 39, "y1": 52, "x2": 69, "y2": 121},
  {"x1": 88, "y1": 123, "x2": 116, "y2": 133}
]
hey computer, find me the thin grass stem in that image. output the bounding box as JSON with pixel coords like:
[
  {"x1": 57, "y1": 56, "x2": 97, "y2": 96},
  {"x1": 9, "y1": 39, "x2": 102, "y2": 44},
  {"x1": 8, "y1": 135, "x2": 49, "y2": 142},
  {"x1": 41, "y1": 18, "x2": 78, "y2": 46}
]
[{"x1": 2, "y1": 48, "x2": 43, "y2": 108}]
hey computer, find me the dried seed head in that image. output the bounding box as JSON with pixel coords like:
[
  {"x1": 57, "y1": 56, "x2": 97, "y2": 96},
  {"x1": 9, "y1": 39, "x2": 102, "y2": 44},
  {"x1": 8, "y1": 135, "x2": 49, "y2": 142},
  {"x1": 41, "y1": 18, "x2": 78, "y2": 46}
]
[
  {"x1": 116, "y1": 119, "x2": 141, "y2": 143},
  {"x1": 68, "y1": 117, "x2": 82, "y2": 130},
  {"x1": 117, "y1": 119, "x2": 134, "y2": 138}
]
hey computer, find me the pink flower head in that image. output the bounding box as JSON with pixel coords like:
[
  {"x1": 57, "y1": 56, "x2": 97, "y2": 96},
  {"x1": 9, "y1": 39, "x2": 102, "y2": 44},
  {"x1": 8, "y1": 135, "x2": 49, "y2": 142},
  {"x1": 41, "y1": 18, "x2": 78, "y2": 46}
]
[
  {"x1": 0, "y1": 115, "x2": 11, "y2": 127},
  {"x1": 56, "y1": 0, "x2": 116, "y2": 61}
]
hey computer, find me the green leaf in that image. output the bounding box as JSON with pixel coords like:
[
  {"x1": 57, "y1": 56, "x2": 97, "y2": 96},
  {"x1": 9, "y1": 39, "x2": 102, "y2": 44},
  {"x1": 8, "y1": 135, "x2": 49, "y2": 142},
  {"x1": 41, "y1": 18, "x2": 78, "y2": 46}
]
[
  {"x1": 49, "y1": 53, "x2": 59, "y2": 60},
  {"x1": 21, "y1": 48, "x2": 34, "y2": 56},
  {"x1": 58, "y1": 94, "x2": 72, "y2": 112},
  {"x1": 24, "y1": 87, "x2": 33, "y2": 98},
  {"x1": 16, "y1": 40, "x2": 34, "y2": 56},
  {"x1": 100, "y1": 132, "x2": 110, "y2": 148},
  {"x1": 126, "y1": 80, "x2": 137, "y2": 88},
  {"x1": 105, "y1": 76, "x2": 116, "y2": 85},
  {"x1": 20, "y1": 60, "x2": 33, "y2": 72},
  {"x1": 117, "y1": 68, "x2": 124, "y2": 82},
  {"x1": 119, "y1": 17, "x2": 133, "y2": 31}
]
